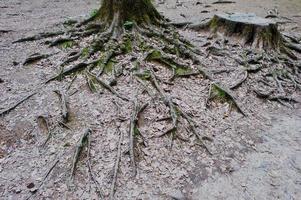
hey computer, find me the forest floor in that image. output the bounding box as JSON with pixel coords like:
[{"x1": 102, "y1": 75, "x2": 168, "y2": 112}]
[{"x1": 0, "y1": 0, "x2": 301, "y2": 199}]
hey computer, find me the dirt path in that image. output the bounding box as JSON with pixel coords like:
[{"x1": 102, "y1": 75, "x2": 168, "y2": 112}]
[
  {"x1": 192, "y1": 106, "x2": 301, "y2": 200},
  {"x1": 0, "y1": 0, "x2": 300, "y2": 200}
]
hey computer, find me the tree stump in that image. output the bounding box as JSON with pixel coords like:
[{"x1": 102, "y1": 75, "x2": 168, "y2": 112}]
[{"x1": 203, "y1": 13, "x2": 284, "y2": 50}]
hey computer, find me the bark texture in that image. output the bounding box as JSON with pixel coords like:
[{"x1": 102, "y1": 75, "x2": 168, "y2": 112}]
[
  {"x1": 206, "y1": 13, "x2": 284, "y2": 50},
  {"x1": 96, "y1": 0, "x2": 162, "y2": 26}
]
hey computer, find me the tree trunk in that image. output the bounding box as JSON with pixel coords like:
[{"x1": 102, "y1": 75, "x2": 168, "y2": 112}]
[{"x1": 95, "y1": 0, "x2": 162, "y2": 31}]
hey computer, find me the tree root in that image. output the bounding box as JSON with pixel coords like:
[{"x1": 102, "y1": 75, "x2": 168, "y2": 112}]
[
  {"x1": 46, "y1": 59, "x2": 100, "y2": 83},
  {"x1": 70, "y1": 128, "x2": 91, "y2": 180},
  {"x1": 87, "y1": 71, "x2": 129, "y2": 101},
  {"x1": 87, "y1": 129, "x2": 103, "y2": 199},
  {"x1": 47, "y1": 37, "x2": 74, "y2": 47},
  {"x1": 0, "y1": 91, "x2": 37, "y2": 116},
  {"x1": 177, "y1": 107, "x2": 213, "y2": 155},
  {"x1": 129, "y1": 98, "x2": 148, "y2": 176},
  {"x1": 9, "y1": 11, "x2": 301, "y2": 198},
  {"x1": 149, "y1": 70, "x2": 179, "y2": 138},
  {"x1": 110, "y1": 127, "x2": 123, "y2": 200},
  {"x1": 149, "y1": 70, "x2": 212, "y2": 150},
  {"x1": 208, "y1": 83, "x2": 246, "y2": 116},
  {"x1": 230, "y1": 71, "x2": 248, "y2": 89},
  {"x1": 23, "y1": 53, "x2": 56, "y2": 65},
  {"x1": 254, "y1": 90, "x2": 298, "y2": 103},
  {"x1": 286, "y1": 42, "x2": 301, "y2": 53},
  {"x1": 13, "y1": 31, "x2": 65, "y2": 43}
]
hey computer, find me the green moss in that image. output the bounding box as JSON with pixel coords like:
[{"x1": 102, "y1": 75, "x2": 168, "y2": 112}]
[
  {"x1": 134, "y1": 126, "x2": 140, "y2": 137},
  {"x1": 146, "y1": 50, "x2": 193, "y2": 77},
  {"x1": 121, "y1": 38, "x2": 132, "y2": 53},
  {"x1": 90, "y1": 9, "x2": 99, "y2": 18},
  {"x1": 209, "y1": 16, "x2": 219, "y2": 32},
  {"x1": 139, "y1": 40, "x2": 151, "y2": 52},
  {"x1": 60, "y1": 41, "x2": 75, "y2": 49},
  {"x1": 145, "y1": 50, "x2": 162, "y2": 60},
  {"x1": 104, "y1": 59, "x2": 117, "y2": 74},
  {"x1": 134, "y1": 69, "x2": 151, "y2": 80},
  {"x1": 175, "y1": 67, "x2": 193, "y2": 76},
  {"x1": 124, "y1": 21, "x2": 134, "y2": 30},
  {"x1": 211, "y1": 84, "x2": 227, "y2": 102},
  {"x1": 86, "y1": 76, "x2": 98, "y2": 93},
  {"x1": 81, "y1": 47, "x2": 89, "y2": 58}
]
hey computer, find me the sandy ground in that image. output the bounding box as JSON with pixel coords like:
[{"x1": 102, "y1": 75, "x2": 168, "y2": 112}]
[{"x1": 0, "y1": 0, "x2": 300, "y2": 199}]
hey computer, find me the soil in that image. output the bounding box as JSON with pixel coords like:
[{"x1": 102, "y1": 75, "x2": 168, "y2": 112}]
[{"x1": 0, "y1": 0, "x2": 300, "y2": 200}]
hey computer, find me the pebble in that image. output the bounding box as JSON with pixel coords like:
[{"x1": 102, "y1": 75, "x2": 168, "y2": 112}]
[{"x1": 169, "y1": 189, "x2": 186, "y2": 200}]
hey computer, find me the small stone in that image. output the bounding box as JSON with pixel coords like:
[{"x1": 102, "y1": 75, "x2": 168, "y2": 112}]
[
  {"x1": 30, "y1": 187, "x2": 38, "y2": 193},
  {"x1": 14, "y1": 187, "x2": 22, "y2": 194},
  {"x1": 169, "y1": 189, "x2": 186, "y2": 200},
  {"x1": 26, "y1": 182, "x2": 35, "y2": 189}
]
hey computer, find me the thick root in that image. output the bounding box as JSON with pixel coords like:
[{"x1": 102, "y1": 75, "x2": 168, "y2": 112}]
[
  {"x1": 70, "y1": 128, "x2": 92, "y2": 179},
  {"x1": 207, "y1": 83, "x2": 246, "y2": 116}
]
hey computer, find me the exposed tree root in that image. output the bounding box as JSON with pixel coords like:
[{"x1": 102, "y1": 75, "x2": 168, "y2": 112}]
[
  {"x1": 13, "y1": 31, "x2": 65, "y2": 43},
  {"x1": 254, "y1": 90, "x2": 299, "y2": 104},
  {"x1": 70, "y1": 128, "x2": 91, "y2": 180},
  {"x1": 207, "y1": 83, "x2": 246, "y2": 116},
  {"x1": 177, "y1": 107, "x2": 212, "y2": 155},
  {"x1": 110, "y1": 127, "x2": 123, "y2": 199},
  {"x1": 148, "y1": 70, "x2": 211, "y2": 149},
  {"x1": 87, "y1": 71, "x2": 129, "y2": 101},
  {"x1": 0, "y1": 91, "x2": 37, "y2": 116},
  {"x1": 149, "y1": 70, "x2": 180, "y2": 140},
  {"x1": 129, "y1": 98, "x2": 148, "y2": 176},
  {"x1": 87, "y1": 130, "x2": 103, "y2": 199},
  {"x1": 230, "y1": 71, "x2": 248, "y2": 89},
  {"x1": 23, "y1": 52, "x2": 56, "y2": 65},
  {"x1": 8, "y1": 6, "x2": 301, "y2": 198}
]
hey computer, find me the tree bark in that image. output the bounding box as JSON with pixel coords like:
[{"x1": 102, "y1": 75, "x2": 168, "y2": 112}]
[{"x1": 96, "y1": 0, "x2": 162, "y2": 26}]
